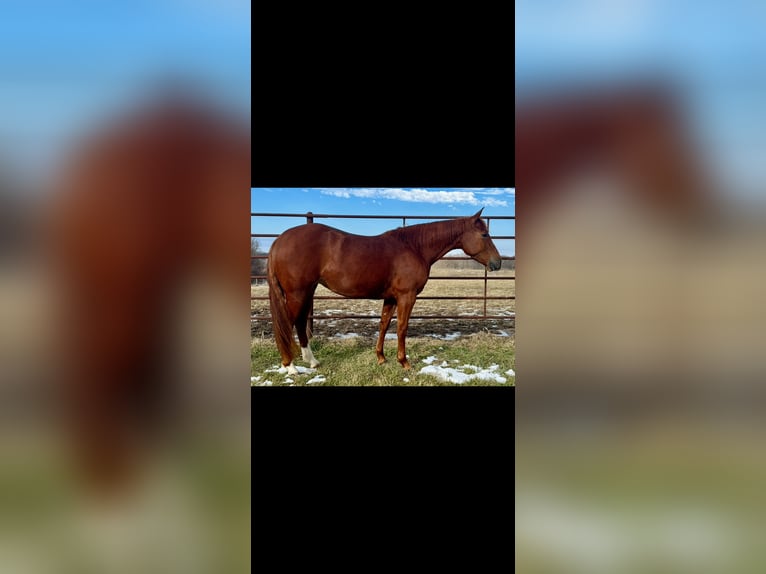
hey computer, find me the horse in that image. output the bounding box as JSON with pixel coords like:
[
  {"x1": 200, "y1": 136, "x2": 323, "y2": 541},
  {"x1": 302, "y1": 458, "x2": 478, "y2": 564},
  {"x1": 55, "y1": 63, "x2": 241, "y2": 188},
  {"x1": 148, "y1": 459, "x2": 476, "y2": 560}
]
[
  {"x1": 515, "y1": 82, "x2": 716, "y2": 399},
  {"x1": 267, "y1": 209, "x2": 503, "y2": 373},
  {"x1": 50, "y1": 91, "x2": 249, "y2": 492},
  {"x1": 516, "y1": 83, "x2": 713, "y2": 237}
]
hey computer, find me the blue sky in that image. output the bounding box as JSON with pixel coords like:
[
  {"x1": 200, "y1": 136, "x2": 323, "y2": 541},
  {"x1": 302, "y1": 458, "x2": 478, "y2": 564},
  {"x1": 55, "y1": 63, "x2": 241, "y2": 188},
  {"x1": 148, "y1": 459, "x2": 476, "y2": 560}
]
[
  {"x1": 0, "y1": 0, "x2": 249, "y2": 184},
  {"x1": 517, "y1": 0, "x2": 766, "y2": 201},
  {"x1": 251, "y1": 188, "x2": 516, "y2": 256}
]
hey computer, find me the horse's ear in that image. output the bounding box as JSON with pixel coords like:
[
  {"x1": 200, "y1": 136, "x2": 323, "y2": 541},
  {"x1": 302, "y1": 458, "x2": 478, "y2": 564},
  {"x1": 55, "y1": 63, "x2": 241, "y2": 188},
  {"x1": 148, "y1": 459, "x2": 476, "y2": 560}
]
[{"x1": 472, "y1": 207, "x2": 484, "y2": 220}]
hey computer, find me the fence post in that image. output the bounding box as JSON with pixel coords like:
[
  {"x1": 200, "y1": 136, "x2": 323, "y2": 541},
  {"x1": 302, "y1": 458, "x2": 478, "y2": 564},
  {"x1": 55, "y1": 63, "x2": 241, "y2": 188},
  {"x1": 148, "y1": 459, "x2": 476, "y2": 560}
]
[
  {"x1": 306, "y1": 212, "x2": 315, "y2": 332},
  {"x1": 483, "y1": 218, "x2": 490, "y2": 318}
]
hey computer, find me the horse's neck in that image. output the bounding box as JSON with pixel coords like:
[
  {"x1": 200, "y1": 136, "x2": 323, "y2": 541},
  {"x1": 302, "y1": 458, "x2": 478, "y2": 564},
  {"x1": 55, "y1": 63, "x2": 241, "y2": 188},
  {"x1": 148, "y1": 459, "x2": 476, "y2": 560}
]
[
  {"x1": 396, "y1": 220, "x2": 463, "y2": 266},
  {"x1": 425, "y1": 236, "x2": 461, "y2": 266}
]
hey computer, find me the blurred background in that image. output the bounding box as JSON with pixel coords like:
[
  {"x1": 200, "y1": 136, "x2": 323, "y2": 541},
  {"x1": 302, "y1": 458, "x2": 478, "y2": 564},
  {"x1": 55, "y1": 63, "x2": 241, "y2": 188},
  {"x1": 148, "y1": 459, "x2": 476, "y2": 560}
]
[
  {"x1": 517, "y1": 1, "x2": 766, "y2": 572},
  {"x1": 0, "y1": 1, "x2": 249, "y2": 572}
]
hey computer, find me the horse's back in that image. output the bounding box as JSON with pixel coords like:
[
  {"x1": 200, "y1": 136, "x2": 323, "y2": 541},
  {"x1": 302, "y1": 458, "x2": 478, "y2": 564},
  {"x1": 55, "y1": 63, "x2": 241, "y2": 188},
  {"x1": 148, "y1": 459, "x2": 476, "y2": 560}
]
[
  {"x1": 271, "y1": 223, "x2": 386, "y2": 258},
  {"x1": 269, "y1": 224, "x2": 339, "y2": 283},
  {"x1": 270, "y1": 223, "x2": 339, "y2": 263},
  {"x1": 276, "y1": 223, "x2": 337, "y2": 242},
  {"x1": 269, "y1": 223, "x2": 401, "y2": 297}
]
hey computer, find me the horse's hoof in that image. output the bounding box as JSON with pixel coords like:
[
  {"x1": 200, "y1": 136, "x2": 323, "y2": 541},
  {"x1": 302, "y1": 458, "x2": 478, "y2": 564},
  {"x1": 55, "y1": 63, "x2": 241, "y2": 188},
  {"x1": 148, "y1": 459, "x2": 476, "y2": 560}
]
[
  {"x1": 285, "y1": 362, "x2": 299, "y2": 376},
  {"x1": 310, "y1": 360, "x2": 320, "y2": 368},
  {"x1": 377, "y1": 356, "x2": 386, "y2": 365},
  {"x1": 400, "y1": 361, "x2": 411, "y2": 370}
]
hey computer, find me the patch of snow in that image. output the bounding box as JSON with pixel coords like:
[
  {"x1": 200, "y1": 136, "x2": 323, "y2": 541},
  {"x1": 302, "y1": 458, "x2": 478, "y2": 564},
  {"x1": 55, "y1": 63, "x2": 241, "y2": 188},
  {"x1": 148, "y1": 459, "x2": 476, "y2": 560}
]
[
  {"x1": 403, "y1": 377, "x2": 410, "y2": 382},
  {"x1": 334, "y1": 332, "x2": 360, "y2": 339},
  {"x1": 251, "y1": 376, "x2": 261, "y2": 382},
  {"x1": 426, "y1": 332, "x2": 461, "y2": 341},
  {"x1": 506, "y1": 368, "x2": 515, "y2": 377},
  {"x1": 258, "y1": 380, "x2": 273, "y2": 386},
  {"x1": 306, "y1": 375, "x2": 326, "y2": 385},
  {"x1": 264, "y1": 365, "x2": 317, "y2": 374},
  {"x1": 385, "y1": 333, "x2": 397, "y2": 340},
  {"x1": 419, "y1": 361, "x2": 508, "y2": 384},
  {"x1": 284, "y1": 378, "x2": 294, "y2": 383},
  {"x1": 294, "y1": 366, "x2": 317, "y2": 374},
  {"x1": 422, "y1": 356, "x2": 438, "y2": 365},
  {"x1": 497, "y1": 330, "x2": 510, "y2": 337}
]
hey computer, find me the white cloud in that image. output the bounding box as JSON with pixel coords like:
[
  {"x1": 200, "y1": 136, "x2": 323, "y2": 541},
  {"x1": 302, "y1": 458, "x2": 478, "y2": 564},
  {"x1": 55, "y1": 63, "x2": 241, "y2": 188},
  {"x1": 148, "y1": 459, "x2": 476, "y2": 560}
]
[
  {"x1": 475, "y1": 188, "x2": 515, "y2": 196},
  {"x1": 317, "y1": 188, "x2": 511, "y2": 207}
]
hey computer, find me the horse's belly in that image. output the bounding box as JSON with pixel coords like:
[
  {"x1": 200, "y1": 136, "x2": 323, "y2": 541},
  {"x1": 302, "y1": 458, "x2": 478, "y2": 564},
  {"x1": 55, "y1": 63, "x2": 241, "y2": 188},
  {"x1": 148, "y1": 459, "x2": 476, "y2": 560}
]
[{"x1": 319, "y1": 273, "x2": 386, "y2": 299}]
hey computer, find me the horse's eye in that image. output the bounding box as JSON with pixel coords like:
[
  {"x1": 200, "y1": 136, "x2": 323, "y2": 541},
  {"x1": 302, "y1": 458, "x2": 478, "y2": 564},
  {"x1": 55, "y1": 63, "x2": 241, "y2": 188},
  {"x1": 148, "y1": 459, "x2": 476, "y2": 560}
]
[{"x1": 481, "y1": 233, "x2": 490, "y2": 238}]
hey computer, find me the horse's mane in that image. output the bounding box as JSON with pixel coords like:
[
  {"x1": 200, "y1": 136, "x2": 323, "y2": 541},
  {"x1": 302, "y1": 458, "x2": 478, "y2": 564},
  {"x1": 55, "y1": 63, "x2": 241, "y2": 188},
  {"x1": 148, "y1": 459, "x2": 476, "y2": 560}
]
[{"x1": 384, "y1": 217, "x2": 468, "y2": 254}]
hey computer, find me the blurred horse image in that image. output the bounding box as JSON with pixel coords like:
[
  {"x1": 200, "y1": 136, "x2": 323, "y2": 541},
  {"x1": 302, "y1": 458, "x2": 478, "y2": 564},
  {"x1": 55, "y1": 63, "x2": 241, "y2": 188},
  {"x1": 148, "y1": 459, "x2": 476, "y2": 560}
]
[{"x1": 50, "y1": 91, "x2": 249, "y2": 492}]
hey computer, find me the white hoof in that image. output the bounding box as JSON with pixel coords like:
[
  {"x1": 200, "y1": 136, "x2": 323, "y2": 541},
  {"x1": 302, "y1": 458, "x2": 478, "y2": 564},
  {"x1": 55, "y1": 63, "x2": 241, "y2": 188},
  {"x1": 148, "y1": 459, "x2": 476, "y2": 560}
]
[
  {"x1": 285, "y1": 362, "x2": 299, "y2": 376},
  {"x1": 301, "y1": 345, "x2": 320, "y2": 369}
]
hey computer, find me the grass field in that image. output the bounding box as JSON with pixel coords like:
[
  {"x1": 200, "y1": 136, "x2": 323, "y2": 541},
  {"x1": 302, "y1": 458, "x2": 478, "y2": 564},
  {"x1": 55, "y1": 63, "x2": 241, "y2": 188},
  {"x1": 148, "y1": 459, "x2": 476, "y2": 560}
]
[
  {"x1": 251, "y1": 266, "x2": 515, "y2": 386},
  {"x1": 251, "y1": 332, "x2": 514, "y2": 386},
  {"x1": 516, "y1": 428, "x2": 766, "y2": 573}
]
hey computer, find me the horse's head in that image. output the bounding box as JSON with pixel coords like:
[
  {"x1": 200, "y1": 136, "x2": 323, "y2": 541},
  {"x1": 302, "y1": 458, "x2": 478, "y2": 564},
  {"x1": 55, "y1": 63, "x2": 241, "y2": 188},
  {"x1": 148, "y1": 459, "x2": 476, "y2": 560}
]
[{"x1": 460, "y1": 208, "x2": 503, "y2": 271}]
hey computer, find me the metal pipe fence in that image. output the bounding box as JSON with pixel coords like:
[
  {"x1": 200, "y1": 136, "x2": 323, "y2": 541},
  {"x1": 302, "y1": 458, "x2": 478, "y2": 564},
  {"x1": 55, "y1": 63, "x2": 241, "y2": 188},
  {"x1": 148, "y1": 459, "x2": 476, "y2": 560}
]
[{"x1": 250, "y1": 212, "x2": 515, "y2": 326}]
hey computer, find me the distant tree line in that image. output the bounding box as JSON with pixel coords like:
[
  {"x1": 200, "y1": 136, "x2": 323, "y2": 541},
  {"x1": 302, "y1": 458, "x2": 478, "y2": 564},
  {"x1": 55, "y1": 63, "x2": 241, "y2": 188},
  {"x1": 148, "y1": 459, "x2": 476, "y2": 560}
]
[
  {"x1": 251, "y1": 239, "x2": 267, "y2": 284},
  {"x1": 433, "y1": 257, "x2": 515, "y2": 270}
]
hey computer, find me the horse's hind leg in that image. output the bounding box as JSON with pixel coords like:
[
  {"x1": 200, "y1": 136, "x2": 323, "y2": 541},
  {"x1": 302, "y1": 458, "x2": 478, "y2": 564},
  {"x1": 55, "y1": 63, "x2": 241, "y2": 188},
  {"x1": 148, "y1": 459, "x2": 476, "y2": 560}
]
[
  {"x1": 395, "y1": 293, "x2": 416, "y2": 369},
  {"x1": 279, "y1": 291, "x2": 312, "y2": 375},
  {"x1": 295, "y1": 286, "x2": 320, "y2": 368},
  {"x1": 295, "y1": 312, "x2": 320, "y2": 368},
  {"x1": 376, "y1": 298, "x2": 396, "y2": 365}
]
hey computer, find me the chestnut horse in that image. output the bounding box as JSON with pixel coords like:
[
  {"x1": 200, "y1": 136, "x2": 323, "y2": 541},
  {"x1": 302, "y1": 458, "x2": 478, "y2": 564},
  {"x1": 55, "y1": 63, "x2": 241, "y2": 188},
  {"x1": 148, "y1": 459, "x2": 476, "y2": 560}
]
[
  {"x1": 516, "y1": 83, "x2": 712, "y2": 235},
  {"x1": 51, "y1": 93, "x2": 249, "y2": 491},
  {"x1": 267, "y1": 209, "x2": 502, "y2": 372}
]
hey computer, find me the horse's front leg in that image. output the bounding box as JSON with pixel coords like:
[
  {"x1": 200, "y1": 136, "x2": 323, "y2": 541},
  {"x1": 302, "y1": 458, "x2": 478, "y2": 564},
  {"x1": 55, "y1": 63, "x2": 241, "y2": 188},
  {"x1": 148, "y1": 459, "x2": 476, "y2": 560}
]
[
  {"x1": 376, "y1": 298, "x2": 396, "y2": 364},
  {"x1": 395, "y1": 294, "x2": 416, "y2": 369}
]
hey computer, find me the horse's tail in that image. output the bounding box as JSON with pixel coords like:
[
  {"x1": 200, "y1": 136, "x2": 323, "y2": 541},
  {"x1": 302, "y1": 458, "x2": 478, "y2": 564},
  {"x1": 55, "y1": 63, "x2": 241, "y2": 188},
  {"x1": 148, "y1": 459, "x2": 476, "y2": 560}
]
[{"x1": 267, "y1": 254, "x2": 297, "y2": 365}]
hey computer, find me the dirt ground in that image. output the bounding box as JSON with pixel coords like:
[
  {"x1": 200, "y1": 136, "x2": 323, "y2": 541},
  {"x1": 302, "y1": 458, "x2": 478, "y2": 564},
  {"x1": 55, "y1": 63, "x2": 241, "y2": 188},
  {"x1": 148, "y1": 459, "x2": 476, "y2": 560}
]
[
  {"x1": 251, "y1": 315, "x2": 515, "y2": 340},
  {"x1": 251, "y1": 267, "x2": 515, "y2": 340}
]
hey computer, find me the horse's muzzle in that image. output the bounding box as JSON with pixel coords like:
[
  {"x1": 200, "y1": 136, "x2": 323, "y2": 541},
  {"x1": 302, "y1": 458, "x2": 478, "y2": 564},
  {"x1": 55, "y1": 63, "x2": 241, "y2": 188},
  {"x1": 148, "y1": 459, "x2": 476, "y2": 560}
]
[{"x1": 488, "y1": 259, "x2": 502, "y2": 271}]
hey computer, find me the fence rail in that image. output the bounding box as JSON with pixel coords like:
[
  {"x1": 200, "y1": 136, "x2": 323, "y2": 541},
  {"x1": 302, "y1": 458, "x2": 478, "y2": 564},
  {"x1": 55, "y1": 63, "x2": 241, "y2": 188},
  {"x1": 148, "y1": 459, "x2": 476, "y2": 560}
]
[{"x1": 250, "y1": 212, "x2": 515, "y2": 326}]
